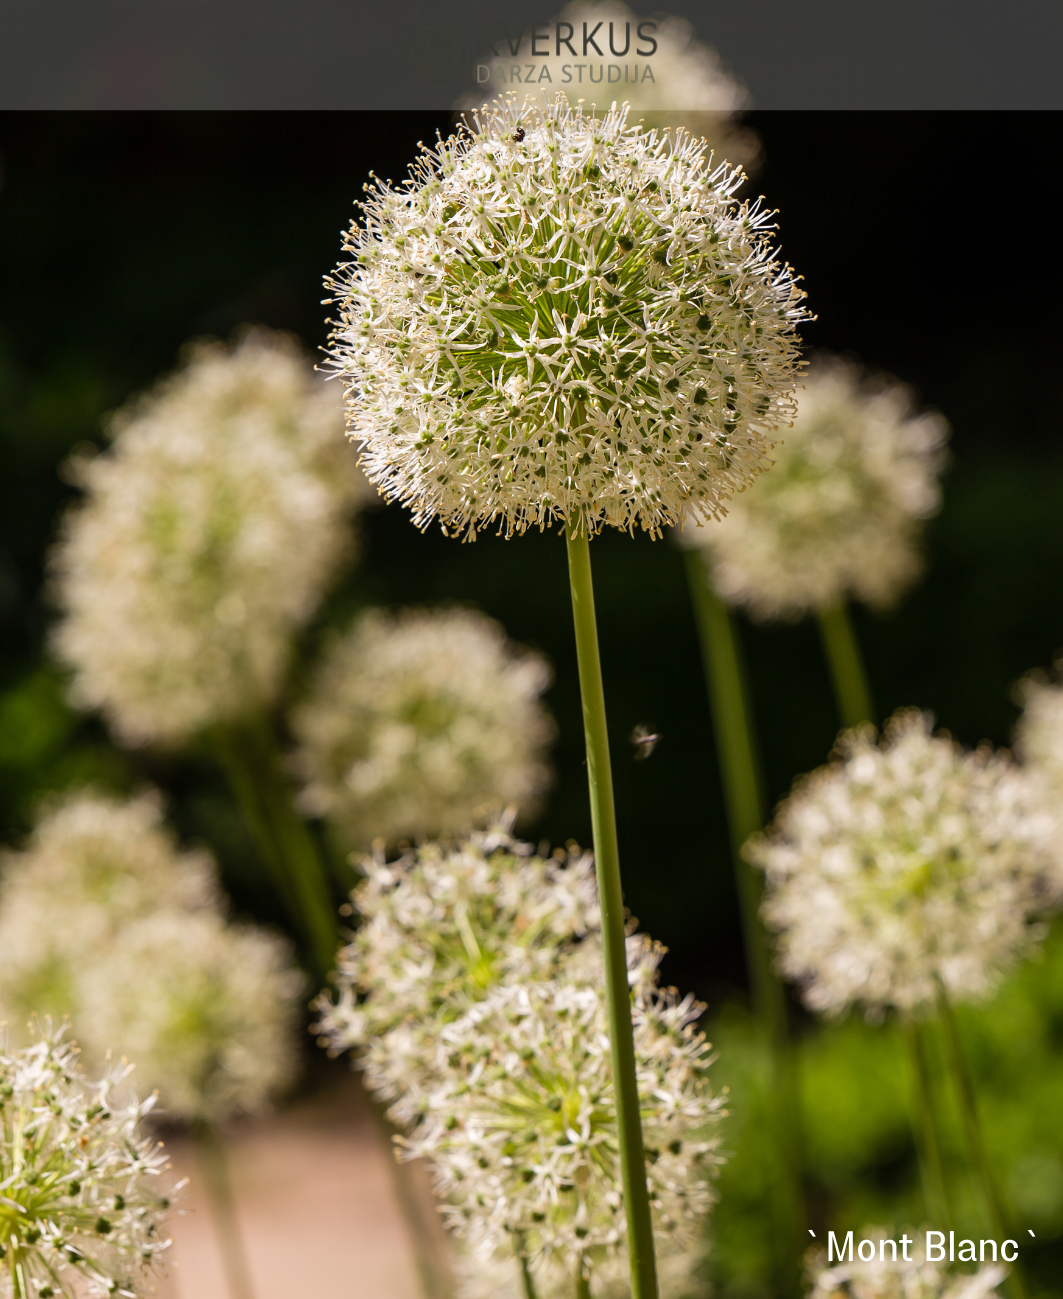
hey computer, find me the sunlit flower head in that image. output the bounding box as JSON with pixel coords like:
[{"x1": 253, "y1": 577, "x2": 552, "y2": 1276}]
[
  {"x1": 290, "y1": 606, "x2": 554, "y2": 848},
  {"x1": 78, "y1": 910, "x2": 304, "y2": 1125},
  {"x1": 0, "y1": 790, "x2": 217, "y2": 1044},
  {"x1": 807, "y1": 1228, "x2": 1006, "y2": 1299},
  {"x1": 314, "y1": 828, "x2": 599, "y2": 1103},
  {"x1": 400, "y1": 936, "x2": 725, "y2": 1290},
  {"x1": 748, "y1": 710, "x2": 1058, "y2": 1018},
  {"x1": 0, "y1": 1026, "x2": 174, "y2": 1299},
  {"x1": 1014, "y1": 674, "x2": 1063, "y2": 883},
  {"x1": 458, "y1": 3, "x2": 761, "y2": 172},
  {"x1": 680, "y1": 355, "x2": 949, "y2": 621},
  {"x1": 326, "y1": 93, "x2": 807, "y2": 538},
  {"x1": 51, "y1": 327, "x2": 368, "y2": 748}
]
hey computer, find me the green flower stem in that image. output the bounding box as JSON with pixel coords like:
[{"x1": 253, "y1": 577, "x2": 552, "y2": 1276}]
[
  {"x1": 936, "y1": 990, "x2": 1027, "y2": 1299},
  {"x1": 683, "y1": 550, "x2": 805, "y2": 1296},
  {"x1": 575, "y1": 1262, "x2": 591, "y2": 1299},
  {"x1": 517, "y1": 1235, "x2": 539, "y2": 1299},
  {"x1": 816, "y1": 602, "x2": 875, "y2": 730},
  {"x1": 566, "y1": 526, "x2": 659, "y2": 1299},
  {"x1": 215, "y1": 717, "x2": 338, "y2": 984},
  {"x1": 7, "y1": 1249, "x2": 27, "y2": 1299},
  {"x1": 903, "y1": 1021, "x2": 952, "y2": 1229},
  {"x1": 192, "y1": 1119, "x2": 256, "y2": 1299}
]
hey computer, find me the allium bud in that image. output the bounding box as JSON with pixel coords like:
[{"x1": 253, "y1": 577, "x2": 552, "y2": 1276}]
[
  {"x1": 290, "y1": 607, "x2": 554, "y2": 847},
  {"x1": 680, "y1": 355, "x2": 949, "y2": 621},
  {"x1": 807, "y1": 1228, "x2": 1006, "y2": 1299},
  {"x1": 78, "y1": 910, "x2": 304, "y2": 1125},
  {"x1": 314, "y1": 829, "x2": 599, "y2": 1104},
  {"x1": 402, "y1": 936, "x2": 725, "y2": 1290},
  {"x1": 51, "y1": 328, "x2": 367, "y2": 748},
  {"x1": 326, "y1": 93, "x2": 807, "y2": 538},
  {"x1": 0, "y1": 1027, "x2": 174, "y2": 1299},
  {"x1": 749, "y1": 710, "x2": 1058, "y2": 1018}
]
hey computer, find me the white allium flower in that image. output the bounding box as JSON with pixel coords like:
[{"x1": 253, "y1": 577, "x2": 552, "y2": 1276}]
[
  {"x1": 680, "y1": 355, "x2": 949, "y2": 621},
  {"x1": 0, "y1": 1027, "x2": 174, "y2": 1299},
  {"x1": 807, "y1": 1229, "x2": 1006, "y2": 1299},
  {"x1": 290, "y1": 606, "x2": 554, "y2": 847},
  {"x1": 78, "y1": 910, "x2": 304, "y2": 1126},
  {"x1": 51, "y1": 327, "x2": 367, "y2": 748},
  {"x1": 326, "y1": 93, "x2": 807, "y2": 538},
  {"x1": 0, "y1": 790, "x2": 217, "y2": 1043},
  {"x1": 401, "y1": 936, "x2": 725, "y2": 1288},
  {"x1": 314, "y1": 829, "x2": 599, "y2": 1103},
  {"x1": 458, "y1": 3, "x2": 760, "y2": 171},
  {"x1": 749, "y1": 710, "x2": 1059, "y2": 1018},
  {"x1": 453, "y1": 1238, "x2": 706, "y2": 1299}
]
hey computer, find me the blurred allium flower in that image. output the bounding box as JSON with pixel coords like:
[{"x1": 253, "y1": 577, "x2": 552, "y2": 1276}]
[
  {"x1": 78, "y1": 910, "x2": 304, "y2": 1125},
  {"x1": 453, "y1": 1241, "x2": 706, "y2": 1299},
  {"x1": 51, "y1": 328, "x2": 367, "y2": 748},
  {"x1": 807, "y1": 1229, "x2": 1006, "y2": 1299},
  {"x1": 0, "y1": 1027, "x2": 173, "y2": 1299},
  {"x1": 748, "y1": 710, "x2": 1058, "y2": 1018},
  {"x1": 681, "y1": 355, "x2": 949, "y2": 621},
  {"x1": 326, "y1": 93, "x2": 807, "y2": 538},
  {"x1": 399, "y1": 936, "x2": 724, "y2": 1289},
  {"x1": 458, "y1": 3, "x2": 761, "y2": 172},
  {"x1": 314, "y1": 829, "x2": 599, "y2": 1103},
  {"x1": 0, "y1": 790, "x2": 217, "y2": 1041},
  {"x1": 290, "y1": 607, "x2": 554, "y2": 847}
]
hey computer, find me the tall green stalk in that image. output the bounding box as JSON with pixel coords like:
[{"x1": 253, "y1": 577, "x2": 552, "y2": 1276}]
[
  {"x1": 937, "y1": 991, "x2": 1027, "y2": 1299},
  {"x1": 517, "y1": 1234, "x2": 539, "y2": 1299},
  {"x1": 192, "y1": 1119, "x2": 256, "y2": 1299},
  {"x1": 683, "y1": 550, "x2": 804, "y2": 1296},
  {"x1": 902, "y1": 1021, "x2": 952, "y2": 1228},
  {"x1": 566, "y1": 526, "x2": 658, "y2": 1299},
  {"x1": 816, "y1": 602, "x2": 875, "y2": 730}
]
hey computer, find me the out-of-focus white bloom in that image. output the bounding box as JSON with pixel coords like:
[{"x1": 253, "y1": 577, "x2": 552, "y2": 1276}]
[
  {"x1": 51, "y1": 328, "x2": 368, "y2": 748},
  {"x1": 78, "y1": 910, "x2": 304, "y2": 1125},
  {"x1": 0, "y1": 1026, "x2": 174, "y2": 1299},
  {"x1": 326, "y1": 93, "x2": 807, "y2": 538},
  {"x1": 291, "y1": 607, "x2": 554, "y2": 847},
  {"x1": 401, "y1": 936, "x2": 725, "y2": 1289},
  {"x1": 453, "y1": 1239, "x2": 706, "y2": 1299},
  {"x1": 807, "y1": 1228, "x2": 1006, "y2": 1299},
  {"x1": 458, "y1": 3, "x2": 760, "y2": 171},
  {"x1": 749, "y1": 710, "x2": 1058, "y2": 1018},
  {"x1": 0, "y1": 790, "x2": 217, "y2": 1042},
  {"x1": 681, "y1": 355, "x2": 949, "y2": 621},
  {"x1": 314, "y1": 829, "x2": 599, "y2": 1102}
]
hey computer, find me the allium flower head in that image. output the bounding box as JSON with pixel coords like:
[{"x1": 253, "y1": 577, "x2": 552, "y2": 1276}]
[
  {"x1": 458, "y1": 3, "x2": 761, "y2": 172},
  {"x1": 749, "y1": 710, "x2": 1058, "y2": 1018},
  {"x1": 0, "y1": 1027, "x2": 173, "y2": 1299},
  {"x1": 681, "y1": 355, "x2": 949, "y2": 621},
  {"x1": 807, "y1": 1229, "x2": 1006, "y2": 1299},
  {"x1": 0, "y1": 790, "x2": 217, "y2": 1043},
  {"x1": 326, "y1": 93, "x2": 807, "y2": 538},
  {"x1": 400, "y1": 937, "x2": 724, "y2": 1289},
  {"x1": 314, "y1": 829, "x2": 599, "y2": 1103},
  {"x1": 291, "y1": 607, "x2": 554, "y2": 847},
  {"x1": 51, "y1": 328, "x2": 367, "y2": 747},
  {"x1": 78, "y1": 911, "x2": 304, "y2": 1125}
]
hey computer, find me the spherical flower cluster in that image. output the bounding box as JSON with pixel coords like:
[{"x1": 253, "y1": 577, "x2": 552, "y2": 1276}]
[
  {"x1": 0, "y1": 790, "x2": 217, "y2": 1041},
  {"x1": 458, "y1": 3, "x2": 761, "y2": 172},
  {"x1": 452, "y1": 1240, "x2": 706, "y2": 1299},
  {"x1": 51, "y1": 327, "x2": 368, "y2": 748},
  {"x1": 314, "y1": 828, "x2": 599, "y2": 1103},
  {"x1": 807, "y1": 1229, "x2": 1006, "y2": 1299},
  {"x1": 0, "y1": 1028, "x2": 174, "y2": 1299},
  {"x1": 0, "y1": 790, "x2": 303, "y2": 1123},
  {"x1": 681, "y1": 355, "x2": 949, "y2": 621},
  {"x1": 78, "y1": 911, "x2": 305, "y2": 1125},
  {"x1": 326, "y1": 93, "x2": 808, "y2": 538},
  {"x1": 748, "y1": 710, "x2": 1059, "y2": 1018},
  {"x1": 290, "y1": 607, "x2": 554, "y2": 847},
  {"x1": 400, "y1": 936, "x2": 725, "y2": 1290}
]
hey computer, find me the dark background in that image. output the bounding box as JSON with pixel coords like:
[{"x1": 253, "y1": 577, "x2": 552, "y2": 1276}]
[{"x1": 2, "y1": 111, "x2": 1062, "y2": 1011}]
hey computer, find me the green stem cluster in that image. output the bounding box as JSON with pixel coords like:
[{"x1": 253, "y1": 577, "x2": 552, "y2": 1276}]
[
  {"x1": 566, "y1": 527, "x2": 659, "y2": 1299},
  {"x1": 684, "y1": 551, "x2": 804, "y2": 1296},
  {"x1": 903, "y1": 1021, "x2": 952, "y2": 1230}
]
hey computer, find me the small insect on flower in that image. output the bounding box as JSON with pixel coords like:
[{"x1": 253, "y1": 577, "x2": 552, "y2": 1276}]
[
  {"x1": 512, "y1": 126, "x2": 525, "y2": 142},
  {"x1": 631, "y1": 724, "x2": 662, "y2": 760}
]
